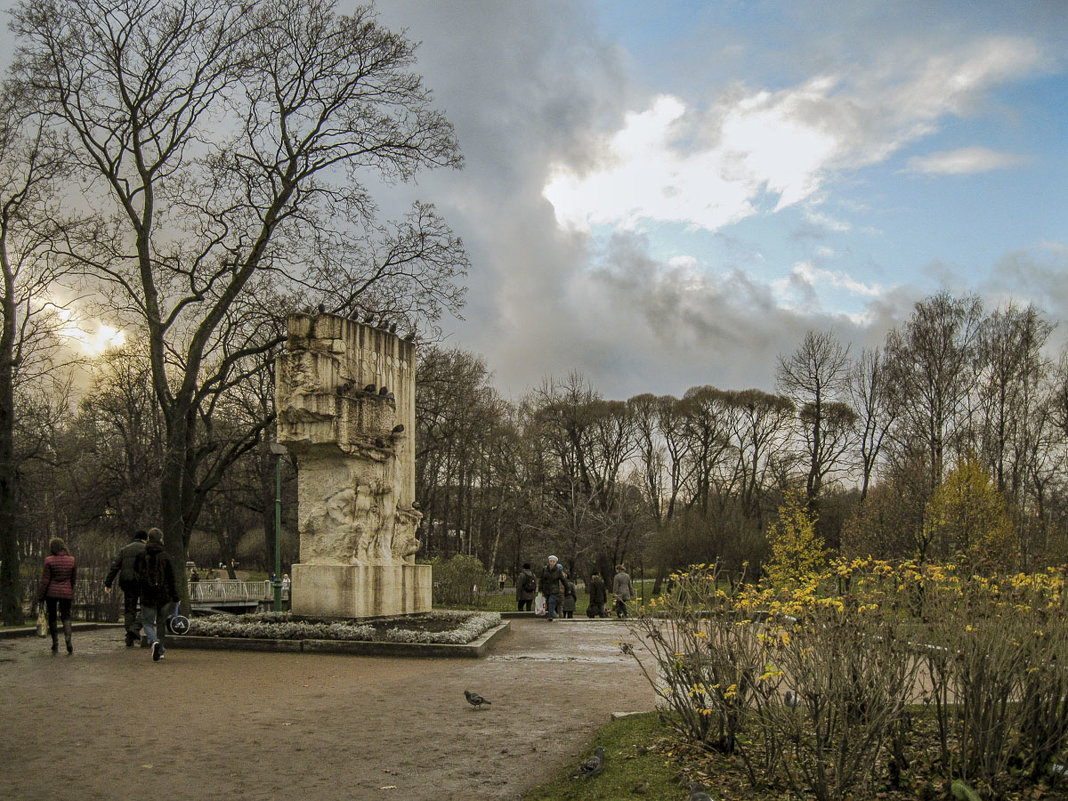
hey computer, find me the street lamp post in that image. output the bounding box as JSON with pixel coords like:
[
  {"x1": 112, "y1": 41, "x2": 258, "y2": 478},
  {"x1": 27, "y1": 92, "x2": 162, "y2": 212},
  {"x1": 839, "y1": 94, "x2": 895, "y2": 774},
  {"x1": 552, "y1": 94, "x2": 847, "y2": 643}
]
[{"x1": 268, "y1": 442, "x2": 288, "y2": 612}]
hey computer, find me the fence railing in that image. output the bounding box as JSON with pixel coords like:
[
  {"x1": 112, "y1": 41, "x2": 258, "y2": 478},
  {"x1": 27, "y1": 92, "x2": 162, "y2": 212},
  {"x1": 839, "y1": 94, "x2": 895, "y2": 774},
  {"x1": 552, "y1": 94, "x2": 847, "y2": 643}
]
[{"x1": 189, "y1": 580, "x2": 289, "y2": 603}]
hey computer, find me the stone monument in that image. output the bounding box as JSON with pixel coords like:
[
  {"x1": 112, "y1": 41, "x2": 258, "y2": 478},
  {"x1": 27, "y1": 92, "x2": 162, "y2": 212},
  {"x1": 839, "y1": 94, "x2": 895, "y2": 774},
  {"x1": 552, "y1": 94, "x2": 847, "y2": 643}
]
[{"x1": 276, "y1": 312, "x2": 431, "y2": 618}]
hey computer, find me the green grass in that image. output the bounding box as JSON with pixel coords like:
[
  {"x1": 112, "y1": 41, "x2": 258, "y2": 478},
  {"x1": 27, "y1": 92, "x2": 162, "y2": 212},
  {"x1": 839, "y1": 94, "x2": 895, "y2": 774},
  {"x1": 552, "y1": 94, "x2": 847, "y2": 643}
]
[{"x1": 521, "y1": 712, "x2": 686, "y2": 801}]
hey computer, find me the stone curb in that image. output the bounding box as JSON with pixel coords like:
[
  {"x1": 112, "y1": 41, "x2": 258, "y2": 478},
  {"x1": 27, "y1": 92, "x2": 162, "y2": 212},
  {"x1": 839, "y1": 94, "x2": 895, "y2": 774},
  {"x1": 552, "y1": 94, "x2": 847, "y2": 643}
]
[{"x1": 164, "y1": 620, "x2": 510, "y2": 658}]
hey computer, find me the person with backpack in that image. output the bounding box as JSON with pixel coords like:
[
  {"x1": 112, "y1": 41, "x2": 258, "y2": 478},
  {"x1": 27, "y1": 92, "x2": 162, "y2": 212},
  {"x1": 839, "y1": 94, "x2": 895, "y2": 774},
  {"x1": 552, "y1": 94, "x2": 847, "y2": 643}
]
[
  {"x1": 104, "y1": 529, "x2": 148, "y2": 647},
  {"x1": 136, "y1": 528, "x2": 180, "y2": 662},
  {"x1": 38, "y1": 537, "x2": 77, "y2": 655},
  {"x1": 516, "y1": 562, "x2": 538, "y2": 612}
]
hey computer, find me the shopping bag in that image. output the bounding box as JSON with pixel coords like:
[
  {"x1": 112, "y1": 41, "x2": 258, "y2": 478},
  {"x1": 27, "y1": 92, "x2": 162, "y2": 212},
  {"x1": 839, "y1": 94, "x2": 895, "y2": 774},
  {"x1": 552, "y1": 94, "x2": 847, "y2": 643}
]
[
  {"x1": 36, "y1": 608, "x2": 47, "y2": 637},
  {"x1": 534, "y1": 592, "x2": 546, "y2": 616}
]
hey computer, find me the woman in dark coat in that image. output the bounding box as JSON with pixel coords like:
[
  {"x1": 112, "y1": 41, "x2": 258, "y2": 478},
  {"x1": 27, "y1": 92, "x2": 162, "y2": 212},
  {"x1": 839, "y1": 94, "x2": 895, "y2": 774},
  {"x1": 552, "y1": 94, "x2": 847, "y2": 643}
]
[
  {"x1": 38, "y1": 537, "x2": 77, "y2": 655},
  {"x1": 586, "y1": 570, "x2": 608, "y2": 618},
  {"x1": 515, "y1": 562, "x2": 538, "y2": 612}
]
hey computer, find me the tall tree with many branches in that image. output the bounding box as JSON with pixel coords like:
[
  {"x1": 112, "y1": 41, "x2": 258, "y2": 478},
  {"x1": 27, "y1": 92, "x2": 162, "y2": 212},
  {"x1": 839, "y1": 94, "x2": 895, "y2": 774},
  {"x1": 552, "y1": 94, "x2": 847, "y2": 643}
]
[
  {"x1": 11, "y1": 0, "x2": 467, "y2": 574},
  {"x1": 0, "y1": 81, "x2": 72, "y2": 625}
]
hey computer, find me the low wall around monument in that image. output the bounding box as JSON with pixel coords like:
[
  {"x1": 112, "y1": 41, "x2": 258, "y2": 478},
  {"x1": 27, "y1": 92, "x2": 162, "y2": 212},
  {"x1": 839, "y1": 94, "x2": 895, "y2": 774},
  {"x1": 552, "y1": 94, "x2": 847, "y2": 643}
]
[{"x1": 290, "y1": 563, "x2": 432, "y2": 618}]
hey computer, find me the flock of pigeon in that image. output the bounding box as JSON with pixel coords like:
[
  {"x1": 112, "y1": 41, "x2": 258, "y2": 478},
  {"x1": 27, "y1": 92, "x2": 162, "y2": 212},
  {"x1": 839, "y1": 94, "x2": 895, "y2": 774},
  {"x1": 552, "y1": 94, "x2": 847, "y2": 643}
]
[
  {"x1": 463, "y1": 690, "x2": 715, "y2": 799},
  {"x1": 308, "y1": 303, "x2": 418, "y2": 341}
]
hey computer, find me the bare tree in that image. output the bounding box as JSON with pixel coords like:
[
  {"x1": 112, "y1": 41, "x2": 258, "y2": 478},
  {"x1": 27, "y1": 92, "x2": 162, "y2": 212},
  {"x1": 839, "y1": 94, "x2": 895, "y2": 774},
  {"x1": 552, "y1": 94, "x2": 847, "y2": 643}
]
[
  {"x1": 12, "y1": 0, "x2": 468, "y2": 572},
  {"x1": 884, "y1": 292, "x2": 984, "y2": 494},
  {"x1": 628, "y1": 393, "x2": 664, "y2": 523},
  {"x1": 67, "y1": 344, "x2": 164, "y2": 537},
  {"x1": 975, "y1": 303, "x2": 1053, "y2": 501},
  {"x1": 777, "y1": 330, "x2": 854, "y2": 504},
  {"x1": 724, "y1": 388, "x2": 795, "y2": 523},
  {"x1": 0, "y1": 81, "x2": 72, "y2": 624},
  {"x1": 848, "y1": 347, "x2": 896, "y2": 500},
  {"x1": 522, "y1": 374, "x2": 640, "y2": 576},
  {"x1": 680, "y1": 385, "x2": 737, "y2": 515}
]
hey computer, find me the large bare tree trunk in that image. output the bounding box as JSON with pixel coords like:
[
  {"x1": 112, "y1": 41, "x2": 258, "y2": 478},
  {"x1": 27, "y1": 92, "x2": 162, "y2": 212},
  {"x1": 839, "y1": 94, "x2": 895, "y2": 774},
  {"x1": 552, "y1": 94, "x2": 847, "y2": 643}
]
[{"x1": 0, "y1": 322, "x2": 21, "y2": 624}]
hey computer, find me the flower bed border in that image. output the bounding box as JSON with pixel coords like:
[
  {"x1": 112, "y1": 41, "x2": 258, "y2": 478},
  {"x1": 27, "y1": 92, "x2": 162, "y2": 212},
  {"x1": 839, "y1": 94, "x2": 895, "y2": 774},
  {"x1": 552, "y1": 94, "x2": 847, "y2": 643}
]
[{"x1": 165, "y1": 620, "x2": 510, "y2": 658}]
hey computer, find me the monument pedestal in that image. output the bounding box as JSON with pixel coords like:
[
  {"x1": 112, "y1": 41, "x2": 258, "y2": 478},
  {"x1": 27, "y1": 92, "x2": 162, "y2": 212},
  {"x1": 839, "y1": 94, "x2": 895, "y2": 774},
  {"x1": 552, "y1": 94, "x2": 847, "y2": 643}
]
[{"x1": 291, "y1": 563, "x2": 432, "y2": 618}]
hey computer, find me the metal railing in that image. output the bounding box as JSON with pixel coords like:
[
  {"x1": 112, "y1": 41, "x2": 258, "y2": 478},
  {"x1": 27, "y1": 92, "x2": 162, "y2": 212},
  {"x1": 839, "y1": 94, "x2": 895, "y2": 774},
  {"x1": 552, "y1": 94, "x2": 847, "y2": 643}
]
[{"x1": 189, "y1": 580, "x2": 289, "y2": 603}]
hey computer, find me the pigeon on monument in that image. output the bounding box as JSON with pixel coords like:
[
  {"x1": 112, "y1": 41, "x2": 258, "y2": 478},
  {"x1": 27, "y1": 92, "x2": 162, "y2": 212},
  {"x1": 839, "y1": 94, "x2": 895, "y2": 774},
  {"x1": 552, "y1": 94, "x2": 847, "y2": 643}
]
[
  {"x1": 336, "y1": 379, "x2": 355, "y2": 395},
  {"x1": 464, "y1": 690, "x2": 491, "y2": 709},
  {"x1": 689, "y1": 783, "x2": 715, "y2": 801},
  {"x1": 392, "y1": 424, "x2": 405, "y2": 434},
  {"x1": 364, "y1": 383, "x2": 376, "y2": 393},
  {"x1": 571, "y1": 746, "x2": 605, "y2": 779},
  {"x1": 379, "y1": 385, "x2": 389, "y2": 396},
  {"x1": 317, "y1": 302, "x2": 326, "y2": 314},
  {"x1": 389, "y1": 322, "x2": 398, "y2": 333}
]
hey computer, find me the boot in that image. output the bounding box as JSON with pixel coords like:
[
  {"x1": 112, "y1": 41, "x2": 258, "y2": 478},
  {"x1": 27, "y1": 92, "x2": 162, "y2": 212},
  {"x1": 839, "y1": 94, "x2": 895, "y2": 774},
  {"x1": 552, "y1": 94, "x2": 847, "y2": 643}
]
[
  {"x1": 50, "y1": 629, "x2": 58, "y2": 655},
  {"x1": 63, "y1": 620, "x2": 73, "y2": 655}
]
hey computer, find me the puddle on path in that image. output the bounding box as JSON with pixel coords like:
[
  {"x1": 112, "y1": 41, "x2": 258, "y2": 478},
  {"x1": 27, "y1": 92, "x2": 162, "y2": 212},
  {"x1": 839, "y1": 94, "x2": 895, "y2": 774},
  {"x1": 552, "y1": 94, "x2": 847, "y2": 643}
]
[{"x1": 487, "y1": 653, "x2": 626, "y2": 663}]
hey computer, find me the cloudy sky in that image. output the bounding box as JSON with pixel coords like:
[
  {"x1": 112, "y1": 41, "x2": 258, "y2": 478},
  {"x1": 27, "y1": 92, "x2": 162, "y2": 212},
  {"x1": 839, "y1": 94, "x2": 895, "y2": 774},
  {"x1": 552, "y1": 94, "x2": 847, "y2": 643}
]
[
  {"x1": 4, "y1": 1, "x2": 1068, "y2": 401},
  {"x1": 365, "y1": 0, "x2": 1068, "y2": 401}
]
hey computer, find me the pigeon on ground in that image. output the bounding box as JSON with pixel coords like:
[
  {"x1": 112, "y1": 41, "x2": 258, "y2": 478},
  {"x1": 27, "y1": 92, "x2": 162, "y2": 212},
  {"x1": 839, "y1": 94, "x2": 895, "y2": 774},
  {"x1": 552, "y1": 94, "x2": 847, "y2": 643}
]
[
  {"x1": 784, "y1": 690, "x2": 801, "y2": 708},
  {"x1": 689, "y1": 783, "x2": 715, "y2": 801},
  {"x1": 571, "y1": 746, "x2": 605, "y2": 779},
  {"x1": 464, "y1": 690, "x2": 491, "y2": 709}
]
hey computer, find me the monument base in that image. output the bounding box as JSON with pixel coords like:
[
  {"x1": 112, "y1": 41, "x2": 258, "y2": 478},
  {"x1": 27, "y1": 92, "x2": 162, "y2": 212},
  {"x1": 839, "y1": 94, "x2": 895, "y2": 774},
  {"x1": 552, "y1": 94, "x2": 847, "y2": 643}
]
[{"x1": 290, "y1": 563, "x2": 432, "y2": 618}]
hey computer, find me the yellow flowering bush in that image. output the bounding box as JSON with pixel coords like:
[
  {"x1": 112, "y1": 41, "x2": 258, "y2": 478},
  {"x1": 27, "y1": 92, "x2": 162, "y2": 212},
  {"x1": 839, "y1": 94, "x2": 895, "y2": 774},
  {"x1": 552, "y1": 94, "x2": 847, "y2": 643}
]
[{"x1": 620, "y1": 557, "x2": 1068, "y2": 801}]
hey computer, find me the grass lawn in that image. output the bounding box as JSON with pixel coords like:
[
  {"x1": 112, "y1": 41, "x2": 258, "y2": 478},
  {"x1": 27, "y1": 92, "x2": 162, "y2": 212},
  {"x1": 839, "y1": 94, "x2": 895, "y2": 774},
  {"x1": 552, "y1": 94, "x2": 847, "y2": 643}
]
[
  {"x1": 529, "y1": 707, "x2": 1068, "y2": 801},
  {"x1": 521, "y1": 712, "x2": 687, "y2": 801}
]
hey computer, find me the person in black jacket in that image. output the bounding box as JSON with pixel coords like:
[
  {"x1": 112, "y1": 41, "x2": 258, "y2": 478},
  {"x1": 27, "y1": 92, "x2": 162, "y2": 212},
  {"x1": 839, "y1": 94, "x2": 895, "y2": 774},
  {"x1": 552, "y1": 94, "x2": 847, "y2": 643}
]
[
  {"x1": 104, "y1": 530, "x2": 148, "y2": 646},
  {"x1": 586, "y1": 570, "x2": 608, "y2": 618},
  {"x1": 136, "y1": 528, "x2": 180, "y2": 662},
  {"x1": 516, "y1": 563, "x2": 538, "y2": 612}
]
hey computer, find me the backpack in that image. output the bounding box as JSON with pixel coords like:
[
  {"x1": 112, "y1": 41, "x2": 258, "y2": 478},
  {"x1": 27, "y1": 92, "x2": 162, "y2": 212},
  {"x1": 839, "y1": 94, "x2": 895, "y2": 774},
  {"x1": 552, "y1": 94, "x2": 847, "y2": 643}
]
[
  {"x1": 522, "y1": 573, "x2": 537, "y2": 593},
  {"x1": 138, "y1": 552, "x2": 166, "y2": 593}
]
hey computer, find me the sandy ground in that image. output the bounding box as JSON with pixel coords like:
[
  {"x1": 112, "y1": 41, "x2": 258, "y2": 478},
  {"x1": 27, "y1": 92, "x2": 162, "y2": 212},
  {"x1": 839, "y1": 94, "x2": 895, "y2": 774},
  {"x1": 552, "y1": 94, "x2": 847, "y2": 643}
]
[{"x1": 0, "y1": 617, "x2": 659, "y2": 801}]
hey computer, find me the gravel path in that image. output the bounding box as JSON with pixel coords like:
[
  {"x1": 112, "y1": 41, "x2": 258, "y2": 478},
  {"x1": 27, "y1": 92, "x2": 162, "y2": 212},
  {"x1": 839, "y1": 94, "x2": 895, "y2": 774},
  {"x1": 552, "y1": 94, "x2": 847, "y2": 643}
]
[{"x1": 0, "y1": 617, "x2": 658, "y2": 801}]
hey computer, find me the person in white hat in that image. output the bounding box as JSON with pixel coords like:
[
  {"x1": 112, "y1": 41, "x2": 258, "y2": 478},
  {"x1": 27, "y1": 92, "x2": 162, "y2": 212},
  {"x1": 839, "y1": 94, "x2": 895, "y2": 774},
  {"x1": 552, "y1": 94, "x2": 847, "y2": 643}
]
[{"x1": 537, "y1": 555, "x2": 568, "y2": 622}]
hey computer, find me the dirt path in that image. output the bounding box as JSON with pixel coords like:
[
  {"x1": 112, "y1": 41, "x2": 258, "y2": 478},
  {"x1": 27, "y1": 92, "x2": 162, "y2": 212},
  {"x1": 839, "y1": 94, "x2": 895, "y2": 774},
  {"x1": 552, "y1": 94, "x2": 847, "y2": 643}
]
[{"x1": 0, "y1": 618, "x2": 658, "y2": 801}]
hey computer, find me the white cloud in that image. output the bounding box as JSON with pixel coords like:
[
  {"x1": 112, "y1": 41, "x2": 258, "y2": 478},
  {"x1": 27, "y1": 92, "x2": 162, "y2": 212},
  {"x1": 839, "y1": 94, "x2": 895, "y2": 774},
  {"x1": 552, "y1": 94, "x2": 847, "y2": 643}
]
[
  {"x1": 904, "y1": 146, "x2": 1030, "y2": 175},
  {"x1": 542, "y1": 95, "x2": 758, "y2": 232},
  {"x1": 791, "y1": 261, "x2": 885, "y2": 297},
  {"x1": 543, "y1": 35, "x2": 1045, "y2": 235}
]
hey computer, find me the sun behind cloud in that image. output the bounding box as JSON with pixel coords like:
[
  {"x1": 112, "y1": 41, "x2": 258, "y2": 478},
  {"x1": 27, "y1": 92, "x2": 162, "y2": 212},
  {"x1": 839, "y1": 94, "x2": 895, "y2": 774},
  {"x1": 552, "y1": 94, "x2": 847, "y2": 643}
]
[{"x1": 58, "y1": 310, "x2": 126, "y2": 355}]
